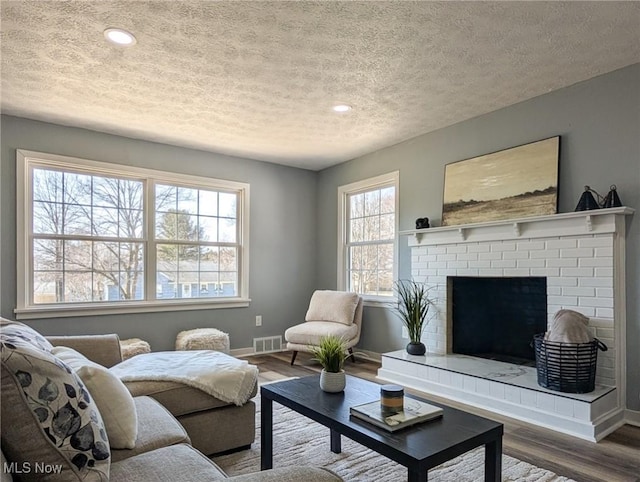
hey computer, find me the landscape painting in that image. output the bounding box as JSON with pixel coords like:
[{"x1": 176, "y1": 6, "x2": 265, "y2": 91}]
[{"x1": 442, "y1": 137, "x2": 560, "y2": 226}]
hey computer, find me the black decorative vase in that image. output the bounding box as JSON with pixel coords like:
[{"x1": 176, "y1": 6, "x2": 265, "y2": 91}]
[
  {"x1": 415, "y1": 217, "x2": 430, "y2": 229},
  {"x1": 406, "y1": 342, "x2": 426, "y2": 356},
  {"x1": 602, "y1": 185, "x2": 622, "y2": 208},
  {"x1": 575, "y1": 186, "x2": 600, "y2": 211}
]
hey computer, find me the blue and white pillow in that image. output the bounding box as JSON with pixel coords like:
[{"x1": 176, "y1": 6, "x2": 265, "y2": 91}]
[
  {"x1": 0, "y1": 318, "x2": 54, "y2": 352},
  {"x1": 1, "y1": 334, "x2": 110, "y2": 481}
]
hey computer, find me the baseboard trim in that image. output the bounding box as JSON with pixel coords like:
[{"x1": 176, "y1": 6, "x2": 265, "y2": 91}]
[
  {"x1": 231, "y1": 347, "x2": 256, "y2": 357},
  {"x1": 353, "y1": 348, "x2": 382, "y2": 362},
  {"x1": 625, "y1": 408, "x2": 640, "y2": 426},
  {"x1": 232, "y1": 347, "x2": 289, "y2": 357},
  {"x1": 231, "y1": 346, "x2": 380, "y2": 361}
]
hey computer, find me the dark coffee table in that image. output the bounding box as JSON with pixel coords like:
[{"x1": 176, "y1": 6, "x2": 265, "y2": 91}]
[{"x1": 261, "y1": 375, "x2": 503, "y2": 482}]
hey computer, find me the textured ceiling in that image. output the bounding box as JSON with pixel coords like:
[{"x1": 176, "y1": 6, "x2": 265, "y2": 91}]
[{"x1": 1, "y1": 1, "x2": 639, "y2": 170}]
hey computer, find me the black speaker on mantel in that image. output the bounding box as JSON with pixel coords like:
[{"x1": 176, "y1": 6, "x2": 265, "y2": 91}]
[{"x1": 575, "y1": 186, "x2": 600, "y2": 211}]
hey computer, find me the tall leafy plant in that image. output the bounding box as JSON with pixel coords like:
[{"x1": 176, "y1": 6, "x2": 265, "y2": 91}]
[
  {"x1": 311, "y1": 335, "x2": 348, "y2": 373},
  {"x1": 393, "y1": 279, "x2": 435, "y2": 343}
]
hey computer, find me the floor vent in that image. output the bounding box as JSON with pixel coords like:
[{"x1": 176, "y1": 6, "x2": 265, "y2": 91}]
[{"x1": 253, "y1": 336, "x2": 283, "y2": 354}]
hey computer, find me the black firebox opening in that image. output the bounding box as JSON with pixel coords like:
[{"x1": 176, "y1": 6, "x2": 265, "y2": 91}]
[{"x1": 450, "y1": 277, "x2": 547, "y2": 366}]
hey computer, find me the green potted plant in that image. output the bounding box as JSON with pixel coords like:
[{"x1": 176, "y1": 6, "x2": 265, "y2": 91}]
[
  {"x1": 311, "y1": 335, "x2": 349, "y2": 392},
  {"x1": 392, "y1": 279, "x2": 435, "y2": 356}
]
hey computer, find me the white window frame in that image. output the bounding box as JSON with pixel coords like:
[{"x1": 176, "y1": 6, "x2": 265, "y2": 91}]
[
  {"x1": 337, "y1": 171, "x2": 399, "y2": 305},
  {"x1": 15, "y1": 150, "x2": 250, "y2": 319}
]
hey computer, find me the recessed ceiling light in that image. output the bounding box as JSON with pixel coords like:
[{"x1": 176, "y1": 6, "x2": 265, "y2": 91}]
[
  {"x1": 332, "y1": 104, "x2": 352, "y2": 113},
  {"x1": 104, "y1": 28, "x2": 137, "y2": 46}
]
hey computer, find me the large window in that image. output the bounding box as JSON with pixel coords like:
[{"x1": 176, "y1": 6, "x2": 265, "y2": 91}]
[
  {"x1": 154, "y1": 184, "x2": 239, "y2": 300},
  {"x1": 16, "y1": 150, "x2": 249, "y2": 318},
  {"x1": 338, "y1": 172, "x2": 398, "y2": 301}
]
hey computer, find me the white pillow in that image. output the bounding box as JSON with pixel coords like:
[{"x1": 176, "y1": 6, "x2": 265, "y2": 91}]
[
  {"x1": 51, "y1": 346, "x2": 138, "y2": 449},
  {"x1": 305, "y1": 290, "x2": 359, "y2": 326}
]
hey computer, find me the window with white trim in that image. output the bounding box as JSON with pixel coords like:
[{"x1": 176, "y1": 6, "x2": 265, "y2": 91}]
[
  {"x1": 16, "y1": 150, "x2": 249, "y2": 318},
  {"x1": 338, "y1": 172, "x2": 398, "y2": 300}
]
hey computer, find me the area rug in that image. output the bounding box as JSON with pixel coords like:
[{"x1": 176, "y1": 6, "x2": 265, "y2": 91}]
[{"x1": 213, "y1": 393, "x2": 576, "y2": 482}]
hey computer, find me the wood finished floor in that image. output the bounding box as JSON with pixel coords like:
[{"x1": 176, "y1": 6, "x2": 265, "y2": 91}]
[{"x1": 245, "y1": 351, "x2": 640, "y2": 482}]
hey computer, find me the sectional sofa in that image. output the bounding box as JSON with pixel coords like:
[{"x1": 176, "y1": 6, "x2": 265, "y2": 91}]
[{"x1": 0, "y1": 319, "x2": 342, "y2": 482}]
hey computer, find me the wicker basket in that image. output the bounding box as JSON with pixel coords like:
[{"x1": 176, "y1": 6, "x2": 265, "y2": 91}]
[{"x1": 532, "y1": 333, "x2": 608, "y2": 393}]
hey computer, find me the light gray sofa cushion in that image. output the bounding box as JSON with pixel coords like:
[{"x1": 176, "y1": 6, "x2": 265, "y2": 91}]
[
  {"x1": 125, "y1": 380, "x2": 230, "y2": 414},
  {"x1": 110, "y1": 396, "x2": 189, "y2": 463},
  {"x1": 228, "y1": 467, "x2": 343, "y2": 482},
  {"x1": 111, "y1": 443, "x2": 227, "y2": 482},
  {"x1": 110, "y1": 444, "x2": 344, "y2": 482},
  {"x1": 124, "y1": 379, "x2": 258, "y2": 416},
  {"x1": 1, "y1": 450, "x2": 13, "y2": 482}
]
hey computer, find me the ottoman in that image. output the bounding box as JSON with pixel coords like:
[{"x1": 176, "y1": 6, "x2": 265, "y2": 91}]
[
  {"x1": 176, "y1": 328, "x2": 230, "y2": 354},
  {"x1": 120, "y1": 338, "x2": 151, "y2": 360}
]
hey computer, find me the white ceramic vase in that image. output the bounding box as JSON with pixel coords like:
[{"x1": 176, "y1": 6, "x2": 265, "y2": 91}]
[{"x1": 320, "y1": 369, "x2": 346, "y2": 393}]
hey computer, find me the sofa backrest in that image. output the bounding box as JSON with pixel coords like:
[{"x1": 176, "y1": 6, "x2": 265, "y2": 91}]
[{"x1": 47, "y1": 335, "x2": 123, "y2": 368}]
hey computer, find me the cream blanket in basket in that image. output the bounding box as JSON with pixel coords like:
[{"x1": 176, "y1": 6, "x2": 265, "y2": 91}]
[{"x1": 110, "y1": 350, "x2": 258, "y2": 406}]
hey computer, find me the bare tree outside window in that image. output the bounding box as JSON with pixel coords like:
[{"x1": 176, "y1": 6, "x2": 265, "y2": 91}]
[
  {"x1": 32, "y1": 168, "x2": 144, "y2": 303},
  {"x1": 32, "y1": 174, "x2": 242, "y2": 303},
  {"x1": 155, "y1": 184, "x2": 239, "y2": 299},
  {"x1": 19, "y1": 151, "x2": 249, "y2": 315},
  {"x1": 346, "y1": 184, "x2": 395, "y2": 297}
]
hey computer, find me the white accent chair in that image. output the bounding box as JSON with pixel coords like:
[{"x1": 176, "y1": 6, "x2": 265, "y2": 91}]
[{"x1": 284, "y1": 290, "x2": 364, "y2": 365}]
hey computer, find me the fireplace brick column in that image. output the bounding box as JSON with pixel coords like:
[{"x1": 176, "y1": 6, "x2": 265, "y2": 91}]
[
  {"x1": 402, "y1": 208, "x2": 633, "y2": 404},
  {"x1": 412, "y1": 234, "x2": 615, "y2": 386}
]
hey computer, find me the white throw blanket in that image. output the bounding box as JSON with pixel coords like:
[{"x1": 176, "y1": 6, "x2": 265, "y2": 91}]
[{"x1": 110, "y1": 350, "x2": 258, "y2": 406}]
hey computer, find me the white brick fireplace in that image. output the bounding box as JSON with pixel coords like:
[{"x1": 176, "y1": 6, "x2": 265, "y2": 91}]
[{"x1": 378, "y1": 207, "x2": 634, "y2": 441}]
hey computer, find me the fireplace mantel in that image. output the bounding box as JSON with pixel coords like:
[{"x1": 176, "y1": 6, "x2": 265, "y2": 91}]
[
  {"x1": 400, "y1": 207, "x2": 634, "y2": 246},
  {"x1": 381, "y1": 205, "x2": 635, "y2": 440}
]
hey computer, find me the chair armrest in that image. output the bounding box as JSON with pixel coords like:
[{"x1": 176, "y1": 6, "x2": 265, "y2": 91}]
[
  {"x1": 47, "y1": 334, "x2": 123, "y2": 368},
  {"x1": 227, "y1": 467, "x2": 342, "y2": 482}
]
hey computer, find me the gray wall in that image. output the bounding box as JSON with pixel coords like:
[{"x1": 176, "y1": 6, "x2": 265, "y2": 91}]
[
  {"x1": 1, "y1": 65, "x2": 638, "y2": 408},
  {"x1": 0, "y1": 116, "x2": 318, "y2": 351},
  {"x1": 316, "y1": 64, "x2": 640, "y2": 409}
]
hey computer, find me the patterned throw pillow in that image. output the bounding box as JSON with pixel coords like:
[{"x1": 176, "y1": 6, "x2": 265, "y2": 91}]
[
  {"x1": 1, "y1": 334, "x2": 110, "y2": 481},
  {"x1": 0, "y1": 318, "x2": 54, "y2": 352}
]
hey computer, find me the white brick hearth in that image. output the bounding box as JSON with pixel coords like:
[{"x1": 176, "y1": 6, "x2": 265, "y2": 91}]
[{"x1": 378, "y1": 207, "x2": 634, "y2": 441}]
